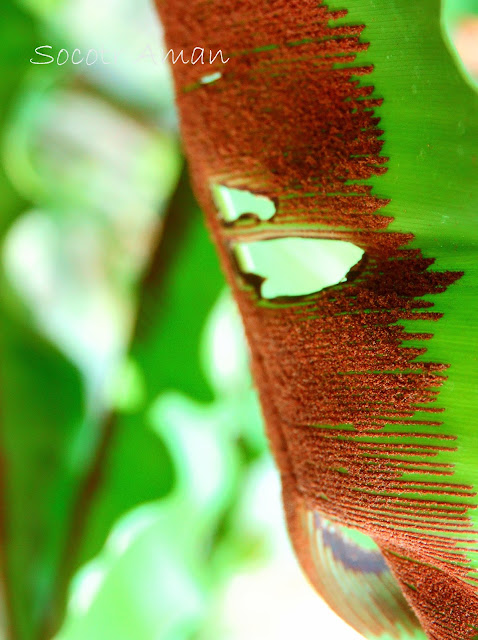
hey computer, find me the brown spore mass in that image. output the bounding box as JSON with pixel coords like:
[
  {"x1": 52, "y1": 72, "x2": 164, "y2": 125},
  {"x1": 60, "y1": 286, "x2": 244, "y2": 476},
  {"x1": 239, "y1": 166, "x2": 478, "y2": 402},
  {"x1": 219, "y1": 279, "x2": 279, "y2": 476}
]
[{"x1": 156, "y1": 1, "x2": 478, "y2": 637}]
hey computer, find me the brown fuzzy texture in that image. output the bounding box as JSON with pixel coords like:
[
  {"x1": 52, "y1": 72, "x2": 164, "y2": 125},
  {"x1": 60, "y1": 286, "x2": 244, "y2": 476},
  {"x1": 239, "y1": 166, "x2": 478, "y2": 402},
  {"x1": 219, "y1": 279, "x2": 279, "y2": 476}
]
[{"x1": 156, "y1": 1, "x2": 478, "y2": 637}]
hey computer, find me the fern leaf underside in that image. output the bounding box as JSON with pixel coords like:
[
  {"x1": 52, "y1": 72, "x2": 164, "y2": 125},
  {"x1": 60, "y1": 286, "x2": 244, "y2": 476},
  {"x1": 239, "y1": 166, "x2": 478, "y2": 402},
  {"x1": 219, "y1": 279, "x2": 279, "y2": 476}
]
[{"x1": 157, "y1": 1, "x2": 478, "y2": 638}]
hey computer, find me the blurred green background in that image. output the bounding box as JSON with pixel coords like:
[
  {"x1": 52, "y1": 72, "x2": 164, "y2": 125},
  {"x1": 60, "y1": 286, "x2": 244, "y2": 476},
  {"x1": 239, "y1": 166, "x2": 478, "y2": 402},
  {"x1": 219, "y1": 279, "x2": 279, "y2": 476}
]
[{"x1": 0, "y1": 0, "x2": 476, "y2": 639}]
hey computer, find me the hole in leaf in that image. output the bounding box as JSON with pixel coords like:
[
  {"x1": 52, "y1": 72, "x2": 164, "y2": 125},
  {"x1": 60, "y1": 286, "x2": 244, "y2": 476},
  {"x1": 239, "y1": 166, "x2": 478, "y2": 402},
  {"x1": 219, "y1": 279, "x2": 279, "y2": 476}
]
[
  {"x1": 200, "y1": 71, "x2": 222, "y2": 85},
  {"x1": 234, "y1": 237, "x2": 365, "y2": 299},
  {"x1": 212, "y1": 184, "x2": 276, "y2": 222}
]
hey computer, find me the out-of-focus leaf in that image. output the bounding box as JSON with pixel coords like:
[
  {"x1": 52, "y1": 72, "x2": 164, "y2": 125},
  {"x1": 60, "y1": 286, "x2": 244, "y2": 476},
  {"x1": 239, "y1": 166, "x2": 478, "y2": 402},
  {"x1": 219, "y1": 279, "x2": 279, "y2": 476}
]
[
  {"x1": 64, "y1": 412, "x2": 176, "y2": 574},
  {"x1": 2, "y1": 4, "x2": 185, "y2": 631},
  {"x1": 0, "y1": 0, "x2": 35, "y2": 237},
  {"x1": 0, "y1": 314, "x2": 84, "y2": 640},
  {"x1": 3, "y1": 3, "x2": 225, "y2": 640},
  {"x1": 0, "y1": 3, "x2": 89, "y2": 640},
  {"x1": 3, "y1": 85, "x2": 181, "y2": 392},
  {"x1": 55, "y1": 296, "x2": 266, "y2": 640},
  {"x1": 61, "y1": 164, "x2": 225, "y2": 579},
  {"x1": 131, "y1": 165, "x2": 225, "y2": 403},
  {"x1": 443, "y1": 0, "x2": 478, "y2": 81},
  {"x1": 443, "y1": 0, "x2": 478, "y2": 21}
]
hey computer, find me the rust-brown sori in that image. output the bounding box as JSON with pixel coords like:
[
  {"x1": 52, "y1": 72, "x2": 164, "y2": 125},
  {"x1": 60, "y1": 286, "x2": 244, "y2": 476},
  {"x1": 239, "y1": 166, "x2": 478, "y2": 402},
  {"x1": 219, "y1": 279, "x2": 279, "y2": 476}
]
[{"x1": 156, "y1": 1, "x2": 478, "y2": 637}]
